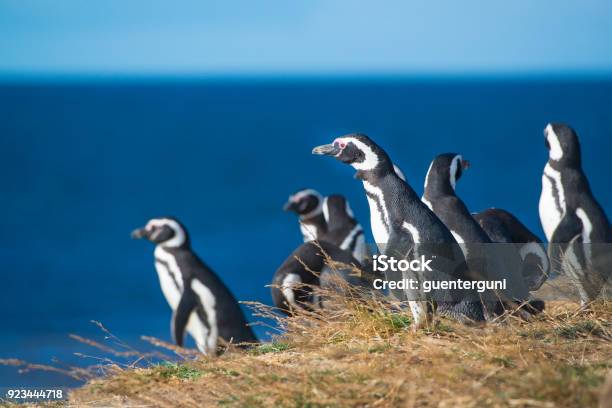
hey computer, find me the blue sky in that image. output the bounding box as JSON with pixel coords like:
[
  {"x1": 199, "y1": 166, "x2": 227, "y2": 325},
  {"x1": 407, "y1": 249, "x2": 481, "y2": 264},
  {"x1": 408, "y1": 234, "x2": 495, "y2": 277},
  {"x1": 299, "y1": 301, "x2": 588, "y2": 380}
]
[{"x1": 1, "y1": 0, "x2": 611, "y2": 76}]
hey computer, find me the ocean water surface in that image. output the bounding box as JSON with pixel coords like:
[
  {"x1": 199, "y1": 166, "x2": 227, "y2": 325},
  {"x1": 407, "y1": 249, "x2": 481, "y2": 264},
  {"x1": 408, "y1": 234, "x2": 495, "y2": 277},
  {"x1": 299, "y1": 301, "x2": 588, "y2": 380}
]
[{"x1": 1, "y1": 77, "x2": 611, "y2": 387}]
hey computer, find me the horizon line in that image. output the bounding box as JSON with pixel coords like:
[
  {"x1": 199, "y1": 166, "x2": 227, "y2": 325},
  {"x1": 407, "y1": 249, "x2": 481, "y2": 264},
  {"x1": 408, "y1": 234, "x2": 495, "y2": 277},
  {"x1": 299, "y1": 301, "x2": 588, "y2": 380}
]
[{"x1": 2, "y1": 69, "x2": 612, "y2": 84}]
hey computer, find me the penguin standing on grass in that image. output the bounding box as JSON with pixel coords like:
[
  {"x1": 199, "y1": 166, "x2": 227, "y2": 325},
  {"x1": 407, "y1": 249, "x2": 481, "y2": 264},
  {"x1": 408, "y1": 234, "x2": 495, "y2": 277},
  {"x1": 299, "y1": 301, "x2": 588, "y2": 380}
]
[
  {"x1": 131, "y1": 217, "x2": 257, "y2": 353},
  {"x1": 539, "y1": 123, "x2": 611, "y2": 303},
  {"x1": 421, "y1": 154, "x2": 538, "y2": 316},
  {"x1": 313, "y1": 134, "x2": 485, "y2": 328}
]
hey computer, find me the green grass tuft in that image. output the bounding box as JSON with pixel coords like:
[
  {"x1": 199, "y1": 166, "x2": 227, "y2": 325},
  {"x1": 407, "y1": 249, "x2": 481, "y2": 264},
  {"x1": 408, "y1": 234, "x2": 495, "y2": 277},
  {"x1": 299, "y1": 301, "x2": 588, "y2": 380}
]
[
  {"x1": 155, "y1": 362, "x2": 204, "y2": 380},
  {"x1": 384, "y1": 313, "x2": 411, "y2": 330},
  {"x1": 491, "y1": 356, "x2": 517, "y2": 369},
  {"x1": 555, "y1": 320, "x2": 602, "y2": 339},
  {"x1": 249, "y1": 342, "x2": 293, "y2": 355}
]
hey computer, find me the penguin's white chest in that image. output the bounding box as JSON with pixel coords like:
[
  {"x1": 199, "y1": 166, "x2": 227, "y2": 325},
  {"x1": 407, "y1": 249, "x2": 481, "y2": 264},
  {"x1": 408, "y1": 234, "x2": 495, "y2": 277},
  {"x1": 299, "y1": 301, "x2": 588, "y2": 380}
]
[
  {"x1": 352, "y1": 231, "x2": 370, "y2": 262},
  {"x1": 190, "y1": 279, "x2": 219, "y2": 353},
  {"x1": 154, "y1": 247, "x2": 219, "y2": 354},
  {"x1": 539, "y1": 164, "x2": 565, "y2": 241},
  {"x1": 363, "y1": 182, "x2": 390, "y2": 247},
  {"x1": 368, "y1": 200, "x2": 390, "y2": 246},
  {"x1": 154, "y1": 247, "x2": 184, "y2": 310},
  {"x1": 300, "y1": 223, "x2": 318, "y2": 242}
]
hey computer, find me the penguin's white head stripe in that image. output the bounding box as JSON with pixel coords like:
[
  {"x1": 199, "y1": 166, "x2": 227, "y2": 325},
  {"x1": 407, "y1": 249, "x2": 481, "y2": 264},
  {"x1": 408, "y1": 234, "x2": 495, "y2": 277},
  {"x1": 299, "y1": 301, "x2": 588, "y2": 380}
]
[
  {"x1": 322, "y1": 196, "x2": 330, "y2": 224},
  {"x1": 288, "y1": 189, "x2": 323, "y2": 220},
  {"x1": 313, "y1": 134, "x2": 393, "y2": 175},
  {"x1": 335, "y1": 137, "x2": 380, "y2": 171},
  {"x1": 290, "y1": 189, "x2": 322, "y2": 204},
  {"x1": 145, "y1": 218, "x2": 187, "y2": 248},
  {"x1": 393, "y1": 164, "x2": 406, "y2": 181},
  {"x1": 449, "y1": 155, "x2": 462, "y2": 190},
  {"x1": 345, "y1": 201, "x2": 354, "y2": 218},
  {"x1": 322, "y1": 196, "x2": 355, "y2": 224},
  {"x1": 545, "y1": 124, "x2": 563, "y2": 161},
  {"x1": 423, "y1": 161, "x2": 434, "y2": 192}
]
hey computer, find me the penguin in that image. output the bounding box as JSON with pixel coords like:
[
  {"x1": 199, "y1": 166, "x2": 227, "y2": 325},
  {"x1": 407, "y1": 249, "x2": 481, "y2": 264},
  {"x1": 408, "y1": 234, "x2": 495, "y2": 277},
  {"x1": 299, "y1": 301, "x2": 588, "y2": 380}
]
[
  {"x1": 421, "y1": 154, "x2": 535, "y2": 316},
  {"x1": 284, "y1": 189, "x2": 371, "y2": 262},
  {"x1": 322, "y1": 194, "x2": 371, "y2": 263},
  {"x1": 539, "y1": 123, "x2": 611, "y2": 303},
  {"x1": 283, "y1": 189, "x2": 326, "y2": 243},
  {"x1": 271, "y1": 240, "x2": 373, "y2": 315},
  {"x1": 313, "y1": 134, "x2": 485, "y2": 328},
  {"x1": 473, "y1": 208, "x2": 549, "y2": 291},
  {"x1": 131, "y1": 217, "x2": 257, "y2": 353},
  {"x1": 422, "y1": 154, "x2": 491, "y2": 245}
]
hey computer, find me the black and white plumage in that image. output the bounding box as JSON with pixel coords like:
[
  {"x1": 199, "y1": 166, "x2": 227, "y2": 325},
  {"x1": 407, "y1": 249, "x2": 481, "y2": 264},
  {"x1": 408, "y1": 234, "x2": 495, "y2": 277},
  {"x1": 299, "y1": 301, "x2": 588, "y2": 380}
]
[
  {"x1": 474, "y1": 208, "x2": 549, "y2": 291},
  {"x1": 322, "y1": 194, "x2": 370, "y2": 262},
  {"x1": 313, "y1": 134, "x2": 485, "y2": 327},
  {"x1": 131, "y1": 217, "x2": 257, "y2": 353},
  {"x1": 283, "y1": 189, "x2": 326, "y2": 243},
  {"x1": 421, "y1": 154, "x2": 532, "y2": 314},
  {"x1": 422, "y1": 154, "x2": 491, "y2": 244},
  {"x1": 270, "y1": 240, "x2": 372, "y2": 315},
  {"x1": 539, "y1": 123, "x2": 611, "y2": 303},
  {"x1": 284, "y1": 189, "x2": 370, "y2": 262}
]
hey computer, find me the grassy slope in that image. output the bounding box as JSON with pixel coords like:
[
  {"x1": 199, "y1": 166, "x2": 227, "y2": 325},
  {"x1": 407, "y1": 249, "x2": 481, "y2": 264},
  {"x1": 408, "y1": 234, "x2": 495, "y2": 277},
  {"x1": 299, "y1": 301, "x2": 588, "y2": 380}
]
[{"x1": 68, "y1": 293, "x2": 612, "y2": 408}]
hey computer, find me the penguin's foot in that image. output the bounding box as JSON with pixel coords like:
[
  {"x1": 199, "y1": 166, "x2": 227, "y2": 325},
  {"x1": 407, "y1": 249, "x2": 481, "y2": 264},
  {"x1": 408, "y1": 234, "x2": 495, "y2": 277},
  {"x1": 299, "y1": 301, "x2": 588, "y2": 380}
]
[{"x1": 408, "y1": 301, "x2": 434, "y2": 331}]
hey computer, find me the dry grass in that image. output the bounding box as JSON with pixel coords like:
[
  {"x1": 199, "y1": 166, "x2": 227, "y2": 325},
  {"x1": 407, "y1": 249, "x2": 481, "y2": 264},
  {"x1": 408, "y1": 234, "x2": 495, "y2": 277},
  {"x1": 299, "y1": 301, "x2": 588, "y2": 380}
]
[{"x1": 65, "y1": 282, "x2": 612, "y2": 408}]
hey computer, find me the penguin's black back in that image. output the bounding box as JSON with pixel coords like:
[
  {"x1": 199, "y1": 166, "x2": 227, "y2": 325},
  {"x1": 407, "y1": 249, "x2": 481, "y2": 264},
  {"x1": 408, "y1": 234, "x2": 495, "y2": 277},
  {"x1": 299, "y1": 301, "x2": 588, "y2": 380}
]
[
  {"x1": 566, "y1": 169, "x2": 611, "y2": 242},
  {"x1": 422, "y1": 153, "x2": 491, "y2": 244},
  {"x1": 431, "y1": 196, "x2": 492, "y2": 243},
  {"x1": 320, "y1": 195, "x2": 358, "y2": 244},
  {"x1": 474, "y1": 208, "x2": 542, "y2": 244}
]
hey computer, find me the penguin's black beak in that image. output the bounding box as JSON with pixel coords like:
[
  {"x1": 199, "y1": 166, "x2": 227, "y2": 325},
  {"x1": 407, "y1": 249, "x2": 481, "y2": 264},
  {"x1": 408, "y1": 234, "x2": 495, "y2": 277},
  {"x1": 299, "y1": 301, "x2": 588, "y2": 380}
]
[
  {"x1": 131, "y1": 227, "x2": 148, "y2": 240},
  {"x1": 312, "y1": 143, "x2": 340, "y2": 156},
  {"x1": 283, "y1": 200, "x2": 297, "y2": 212},
  {"x1": 461, "y1": 159, "x2": 471, "y2": 170}
]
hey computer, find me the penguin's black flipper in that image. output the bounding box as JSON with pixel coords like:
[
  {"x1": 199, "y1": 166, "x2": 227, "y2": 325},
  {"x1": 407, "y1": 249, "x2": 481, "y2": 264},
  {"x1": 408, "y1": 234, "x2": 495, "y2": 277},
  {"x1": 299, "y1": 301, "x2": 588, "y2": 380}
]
[
  {"x1": 547, "y1": 213, "x2": 582, "y2": 276},
  {"x1": 172, "y1": 289, "x2": 198, "y2": 347}
]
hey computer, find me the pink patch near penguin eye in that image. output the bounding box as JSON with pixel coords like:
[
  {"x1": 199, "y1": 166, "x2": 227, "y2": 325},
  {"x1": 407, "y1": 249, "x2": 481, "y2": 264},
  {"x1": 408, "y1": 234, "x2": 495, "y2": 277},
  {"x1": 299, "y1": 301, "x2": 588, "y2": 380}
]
[
  {"x1": 333, "y1": 138, "x2": 347, "y2": 149},
  {"x1": 333, "y1": 138, "x2": 346, "y2": 149}
]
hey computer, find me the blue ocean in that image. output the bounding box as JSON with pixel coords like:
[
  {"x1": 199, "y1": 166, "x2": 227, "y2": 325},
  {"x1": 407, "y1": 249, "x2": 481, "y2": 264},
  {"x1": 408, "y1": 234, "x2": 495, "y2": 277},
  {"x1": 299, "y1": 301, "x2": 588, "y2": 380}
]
[{"x1": 1, "y1": 78, "x2": 611, "y2": 388}]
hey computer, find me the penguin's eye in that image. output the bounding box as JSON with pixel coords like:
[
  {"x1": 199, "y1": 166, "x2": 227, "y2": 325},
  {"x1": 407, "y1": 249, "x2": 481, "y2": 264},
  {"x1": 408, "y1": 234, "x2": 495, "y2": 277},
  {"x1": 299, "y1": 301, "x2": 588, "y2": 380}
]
[{"x1": 337, "y1": 141, "x2": 347, "y2": 149}]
